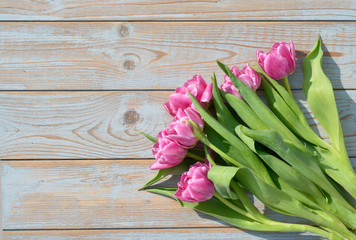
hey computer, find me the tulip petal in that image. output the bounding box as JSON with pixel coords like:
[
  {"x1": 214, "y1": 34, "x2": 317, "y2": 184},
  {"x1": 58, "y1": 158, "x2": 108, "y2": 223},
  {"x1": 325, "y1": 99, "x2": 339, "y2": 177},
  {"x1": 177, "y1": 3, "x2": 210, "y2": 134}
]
[
  {"x1": 263, "y1": 53, "x2": 290, "y2": 80},
  {"x1": 276, "y1": 44, "x2": 294, "y2": 73},
  {"x1": 201, "y1": 82, "x2": 213, "y2": 103}
]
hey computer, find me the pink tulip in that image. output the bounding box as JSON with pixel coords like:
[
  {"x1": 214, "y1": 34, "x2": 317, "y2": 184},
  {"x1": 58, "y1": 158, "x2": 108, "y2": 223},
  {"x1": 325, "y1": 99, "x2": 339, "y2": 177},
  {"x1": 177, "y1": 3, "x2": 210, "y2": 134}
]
[
  {"x1": 174, "y1": 162, "x2": 215, "y2": 202},
  {"x1": 164, "y1": 74, "x2": 213, "y2": 116},
  {"x1": 221, "y1": 64, "x2": 261, "y2": 98},
  {"x1": 257, "y1": 40, "x2": 296, "y2": 80},
  {"x1": 174, "y1": 107, "x2": 204, "y2": 129},
  {"x1": 150, "y1": 131, "x2": 188, "y2": 170},
  {"x1": 163, "y1": 121, "x2": 197, "y2": 148}
]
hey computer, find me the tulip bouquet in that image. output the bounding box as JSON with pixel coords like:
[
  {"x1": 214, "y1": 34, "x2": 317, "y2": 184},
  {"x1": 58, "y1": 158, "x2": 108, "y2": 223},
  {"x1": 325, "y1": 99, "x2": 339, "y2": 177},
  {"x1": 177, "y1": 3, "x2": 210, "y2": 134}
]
[{"x1": 139, "y1": 38, "x2": 356, "y2": 239}]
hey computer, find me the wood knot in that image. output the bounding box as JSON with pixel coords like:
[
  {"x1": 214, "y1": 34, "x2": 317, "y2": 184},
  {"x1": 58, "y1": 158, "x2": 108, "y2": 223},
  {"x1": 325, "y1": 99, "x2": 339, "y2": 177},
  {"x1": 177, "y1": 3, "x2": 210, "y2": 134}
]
[
  {"x1": 122, "y1": 53, "x2": 140, "y2": 72},
  {"x1": 123, "y1": 60, "x2": 136, "y2": 70},
  {"x1": 124, "y1": 110, "x2": 139, "y2": 124},
  {"x1": 118, "y1": 25, "x2": 129, "y2": 39}
]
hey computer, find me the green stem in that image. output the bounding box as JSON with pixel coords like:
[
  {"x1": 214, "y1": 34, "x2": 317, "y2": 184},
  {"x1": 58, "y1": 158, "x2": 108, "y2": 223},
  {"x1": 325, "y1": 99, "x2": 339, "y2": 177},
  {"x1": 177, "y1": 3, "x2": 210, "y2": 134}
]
[
  {"x1": 215, "y1": 191, "x2": 332, "y2": 239},
  {"x1": 230, "y1": 181, "x2": 270, "y2": 223},
  {"x1": 279, "y1": 224, "x2": 331, "y2": 239},
  {"x1": 283, "y1": 76, "x2": 293, "y2": 96},
  {"x1": 204, "y1": 145, "x2": 216, "y2": 166},
  {"x1": 213, "y1": 192, "x2": 254, "y2": 219},
  {"x1": 186, "y1": 152, "x2": 205, "y2": 162}
]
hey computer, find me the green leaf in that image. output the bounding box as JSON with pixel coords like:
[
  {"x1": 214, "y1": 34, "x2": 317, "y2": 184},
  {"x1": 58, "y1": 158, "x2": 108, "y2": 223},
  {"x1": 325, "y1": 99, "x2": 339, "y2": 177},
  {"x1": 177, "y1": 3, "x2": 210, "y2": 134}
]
[
  {"x1": 139, "y1": 159, "x2": 196, "y2": 190},
  {"x1": 140, "y1": 132, "x2": 158, "y2": 143},
  {"x1": 301, "y1": 37, "x2": 356, "y2": 201},
  {"x1": 235, "y1": 167, "x2": 355, "y2": 238},
  {"x1": 261, "y1": 78, "x2": 328, "y2": 149},
  {"x1": 315, "y1": 146, "x2": 356, "y2": 200},
  {"x1": 302, "y1": 37, "x2": 343, "y2": 154},
  {"x1": 239, "y1": 126, "x2": 355, "y2": 212},
  {"x1": 239, "y1": 126, "x2": 329, "y2": 190},
  {"x1": 208, "y1": 165, "x2": 239, "y2": 199},
  {"x1": 204, "y1": 124, "x2": 244, "y2": 166},
  {"x1": 235, "y1": 167, "x2": 299, "y2": 213},
  {"x1": 211, "y1": 73, "x2": 240, "y2": 132},
  {"x1": 189, "y1": 120, "x2": 243, "y2": 167},
  {"x1": 235, "y1": 125, "x2": 325, "y2": 208},
  {"x1": 250, "y1": 64, "x2": 303, "y2": 121},
  {"x1": 146, "y1": 187, "x2": 177, "y2": 198},
  {"x1": 222, "y1": 91, "x2": 269, "y2": 131}
]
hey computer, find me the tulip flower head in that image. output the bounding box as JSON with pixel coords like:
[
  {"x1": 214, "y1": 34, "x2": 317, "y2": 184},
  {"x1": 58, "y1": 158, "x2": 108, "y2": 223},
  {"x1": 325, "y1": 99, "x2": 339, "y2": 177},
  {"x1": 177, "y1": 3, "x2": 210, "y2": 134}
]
[
  {"x1": 174, "y1": 161, "x2": 215, "y2": 203},
  {"x1": 173, "y1": 107, "x2": 204, "y2": 129},
  {"x1": 221, "y1": 64, "x2": 261, "y2": 98},
  {"x1": 150, "y1": 131, "x2": 188, "y2": 170},
  {"x1": 164, "y1": 74, "x2": 213, "y2": 116},
  {"x1": 256, "y1": 40, "x2": 296, "y2": 80},
  {"x1": 164, "y1": 121, "x2": 197, "y2": 149}
]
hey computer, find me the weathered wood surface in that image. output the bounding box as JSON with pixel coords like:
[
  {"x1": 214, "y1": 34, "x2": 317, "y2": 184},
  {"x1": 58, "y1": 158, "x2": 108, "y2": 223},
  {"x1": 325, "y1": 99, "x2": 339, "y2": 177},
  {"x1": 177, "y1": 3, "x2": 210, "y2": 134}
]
[
  {"x1": 2, "y1": 159, "x2": 355, "y2": 230},
  {"x1": 1, "y1": 90, "x2": 356, "y2": 159},
  {"x1": 1, "y1": 1, "x2": 355, "y2": 239},
  {"x1": 0, "y1": 0, "x2": 355, "y2": 21},
  {"x1": 2, "y1": 228, "x2": 323, "y2": 240},
  {"x1": 1, "y1": 22, "x2": 355, "y2": 90}
]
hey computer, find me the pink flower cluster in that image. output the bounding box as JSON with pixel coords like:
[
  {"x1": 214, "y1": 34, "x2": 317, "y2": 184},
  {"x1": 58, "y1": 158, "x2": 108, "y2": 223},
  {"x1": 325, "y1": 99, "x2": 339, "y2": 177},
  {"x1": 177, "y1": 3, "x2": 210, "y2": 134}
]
[
  {"x1": 151, "y1": 74, "x2": 212, "y2": 170},
  {"x1": 151, "y1": 74, "x2": 214, "y2": 203},
  {"x1": 220, "y1": 40, "x2": 295, "y2": 97}
]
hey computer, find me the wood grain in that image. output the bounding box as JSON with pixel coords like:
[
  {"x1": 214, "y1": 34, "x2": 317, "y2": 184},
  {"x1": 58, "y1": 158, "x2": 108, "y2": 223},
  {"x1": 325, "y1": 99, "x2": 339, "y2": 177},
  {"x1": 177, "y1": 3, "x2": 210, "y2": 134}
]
[
  {"x1": 1, "y1": 22, "x2": 355, "y2": 90},
  {"x1": 0, "y1": 91, "x2": 171, "y2": 159},
  {"x1": 2, "y1": 228, "x2": 323, "y2": 240},
  {"x1": 1, "y1": 90, "x2": 356, "y2": 159},
  {"x1": 2, "y1": 159, "x2": 355, "y2": 230},
  {"x1": 0, "y1": 0, "x2": 355, "y2": 21}
]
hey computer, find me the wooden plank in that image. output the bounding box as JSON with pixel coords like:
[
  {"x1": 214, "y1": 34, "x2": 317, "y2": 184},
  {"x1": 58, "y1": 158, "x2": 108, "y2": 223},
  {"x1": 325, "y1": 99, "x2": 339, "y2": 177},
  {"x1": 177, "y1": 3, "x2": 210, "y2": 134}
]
[
  {"x1": 1, "y1": 90, "x2": 356, "y2": 159},
  {"x1": 2, "y1": 159, "x2": 355, "y2": 230},
  {"x1": 1, "y1": 22, "x2": 355, "y2": 90},
  {"x1": 0, "y1": 159, "x2": 241, "y2": 229},
  {"x1": 0, "y1": 0, "x2": 355, "y2": 21},
  {"x1": 2, "y1": 228, "x2": 322, "y2": 240}
]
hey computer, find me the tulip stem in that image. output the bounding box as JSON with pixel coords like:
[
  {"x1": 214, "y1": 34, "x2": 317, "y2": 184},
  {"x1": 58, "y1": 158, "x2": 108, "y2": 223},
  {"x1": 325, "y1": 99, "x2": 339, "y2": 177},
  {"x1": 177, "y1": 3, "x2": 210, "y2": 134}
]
[
  {"x1": 186, "y1": 152, "x2": 205, "y2": 162},
  {"x1": 213, "y1": 192, "x2": 253, "y2": 218},
  {"x1": 283, "y1": 76, "x2": 293, "y2": 96}
]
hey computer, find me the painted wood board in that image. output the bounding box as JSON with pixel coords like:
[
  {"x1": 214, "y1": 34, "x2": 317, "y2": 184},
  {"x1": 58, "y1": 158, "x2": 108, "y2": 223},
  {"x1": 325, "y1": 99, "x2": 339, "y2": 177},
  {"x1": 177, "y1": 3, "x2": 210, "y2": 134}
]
[
  {"x1": 2, "y1": 228, "x2": 323, "y2": 240},
  {"x1": 0, "y1": 0, "x2": 355, "y2": 21},
  {"x1": 2, "y1": 159, "x2": 355, "y2": 230},
  {"x1": 1, "y1": 22, "x2": 355, "y2": 90},
  {"x1": 1, "y1": 90, "x2": 356, "y2": 159}
]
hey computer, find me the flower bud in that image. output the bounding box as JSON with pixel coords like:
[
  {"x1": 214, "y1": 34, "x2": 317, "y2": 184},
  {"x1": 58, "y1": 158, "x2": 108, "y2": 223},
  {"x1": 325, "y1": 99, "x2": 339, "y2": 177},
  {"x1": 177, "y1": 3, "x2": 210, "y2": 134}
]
[
  {"x1": 256, "y1": 40, "x2": 296, "y2": 80},
  {"x1": 221, "y1": 64, "x2": 261, "y2": 98}
]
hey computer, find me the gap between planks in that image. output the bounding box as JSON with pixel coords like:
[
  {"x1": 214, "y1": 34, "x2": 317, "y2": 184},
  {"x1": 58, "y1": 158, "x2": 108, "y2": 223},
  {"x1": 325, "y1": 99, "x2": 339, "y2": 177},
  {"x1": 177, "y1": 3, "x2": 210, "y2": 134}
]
[
  {"x1": 0, "y1": 0, "x2": 355, "y2": 21},
  {"x1": 1, "y1": 227, "x2": 323, "y2": 240},
  {"x1": 1, "y1": 88, "x2": 356, "y2": 92},
  {"x1": 1, "y1": 20, "x2": 356, "y2": 23}
]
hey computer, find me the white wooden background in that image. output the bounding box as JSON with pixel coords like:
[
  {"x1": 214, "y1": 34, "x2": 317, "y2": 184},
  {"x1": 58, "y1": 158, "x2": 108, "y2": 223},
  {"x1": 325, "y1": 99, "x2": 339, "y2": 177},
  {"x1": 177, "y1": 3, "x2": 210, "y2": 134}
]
[{"x1": 1, "y1": 1, "x2": 355, "y2": 239}]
